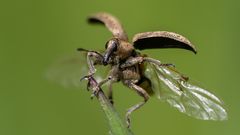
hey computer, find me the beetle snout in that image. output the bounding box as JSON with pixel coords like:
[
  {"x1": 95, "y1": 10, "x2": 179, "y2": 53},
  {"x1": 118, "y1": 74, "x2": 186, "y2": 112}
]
[
  {"x1": 102, "y1": 39, "x2": 118, "y2": 65},
  {"x1": 102, "y1": 57, "x2": 108, "y2": 65}
]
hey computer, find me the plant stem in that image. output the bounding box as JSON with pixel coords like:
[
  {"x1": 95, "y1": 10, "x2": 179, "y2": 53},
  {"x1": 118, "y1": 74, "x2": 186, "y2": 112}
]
[{"x1": 88, "y1": 77, "x2": 134, "y2": 135}]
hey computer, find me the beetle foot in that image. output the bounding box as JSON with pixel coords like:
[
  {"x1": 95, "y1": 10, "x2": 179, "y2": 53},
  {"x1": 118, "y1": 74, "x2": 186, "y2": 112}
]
[
  {"x1": 80, "y1": 75, "x2": 100, "y2": 99},
  {"x1": 80, "y1": 74, "x2": 94, "y2": 91}
]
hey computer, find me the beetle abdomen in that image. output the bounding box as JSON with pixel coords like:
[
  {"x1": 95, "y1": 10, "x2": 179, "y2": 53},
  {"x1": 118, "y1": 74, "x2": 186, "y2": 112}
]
[{"x1": 136, "y1": 76, "x2": 154, "y2": 95}]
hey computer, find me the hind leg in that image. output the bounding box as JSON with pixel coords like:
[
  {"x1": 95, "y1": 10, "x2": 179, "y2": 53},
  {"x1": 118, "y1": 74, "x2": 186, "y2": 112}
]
[{"x1": 123, "y1": 80, "x2": 150, "y2": 128}]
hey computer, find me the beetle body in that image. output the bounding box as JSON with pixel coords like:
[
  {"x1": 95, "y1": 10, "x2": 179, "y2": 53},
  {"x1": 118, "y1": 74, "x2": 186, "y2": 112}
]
[{"x1": 76, "y1": 12, "x2": 228, "y2": 128}]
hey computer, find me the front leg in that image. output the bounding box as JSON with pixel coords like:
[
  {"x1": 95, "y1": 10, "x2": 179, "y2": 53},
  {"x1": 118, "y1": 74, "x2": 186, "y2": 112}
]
[
  {"x1": 78, "y1": 48, "x2": 104, "y2": 94},
  {"x1": 96, "y1": 65, "x2": 120, "y2": 102},
  {"x1": 78, "y1": 48, "x2": 104, "y2": 75}
]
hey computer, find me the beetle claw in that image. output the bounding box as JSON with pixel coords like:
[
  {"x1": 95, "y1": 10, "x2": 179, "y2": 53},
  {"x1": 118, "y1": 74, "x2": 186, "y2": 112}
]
[{"x1": 81, "y1": 74, "x2": 100, "y2": 98}]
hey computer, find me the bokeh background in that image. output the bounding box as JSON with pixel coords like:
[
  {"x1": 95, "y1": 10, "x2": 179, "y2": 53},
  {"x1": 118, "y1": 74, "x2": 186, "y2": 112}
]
[{"x1": 1, "y1": 0, "x2": 240, "y2": 135}]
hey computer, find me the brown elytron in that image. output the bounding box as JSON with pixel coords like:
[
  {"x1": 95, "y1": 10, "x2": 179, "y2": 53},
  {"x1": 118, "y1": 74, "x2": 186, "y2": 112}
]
[{"x1": 80, "y1": 12, "x2": 227, "y2": 128}]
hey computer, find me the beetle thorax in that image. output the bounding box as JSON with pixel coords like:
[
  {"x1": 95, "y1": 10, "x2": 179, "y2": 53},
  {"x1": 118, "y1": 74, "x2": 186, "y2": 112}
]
[{"x1": 115, "y1": 40, "x2": 134, "y2": 60}]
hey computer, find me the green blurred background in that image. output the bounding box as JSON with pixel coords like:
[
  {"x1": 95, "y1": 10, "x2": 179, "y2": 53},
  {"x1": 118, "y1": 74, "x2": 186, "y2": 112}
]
[{"x1": 1, "y1": 0, "x2": 240, "y2": 135}]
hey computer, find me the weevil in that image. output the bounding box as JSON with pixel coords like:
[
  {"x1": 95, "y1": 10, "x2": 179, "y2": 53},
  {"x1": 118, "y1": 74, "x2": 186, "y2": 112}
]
[{"x1": 73, "y1": 12, "x2": 227, "y2": 128}]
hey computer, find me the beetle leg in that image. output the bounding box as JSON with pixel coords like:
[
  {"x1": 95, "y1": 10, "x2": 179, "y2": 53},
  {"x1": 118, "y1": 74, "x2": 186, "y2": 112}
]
[
  {"x1": 98, "y1": 76, "x2": 112, "y2": 87},
  {"x1": 90, "y1": 77, "x2": 115, "y2": 103},
  {"x1": 98, "y1": 64, "x2": 120, "y2": 103},
  {"x1": 123, "y1": 80, "x2": 150, "y2": 128},
  {"x1": 88, "y1": 76, "x2": 113, "y2": 98},
  {"x1": 86, "y1": 51, "x2": 102, "y2": 97},
  {"x1": 80, "y1": 52, "x2": 103, "y2": 82},
  {"x1": 120, "y1": 56, "x2": 144, "y2": 68},
  {"x1": 78, "y1": 49, "x2": 104, "y2": 96},
  {"x1": 143, "y1": 57, "x2": 175, "y2": 67},
  {"x1": 78, "y1": 48, "x2": 103, "y2": 76},
  {"x1": 121, "y1": 56, "x2": 175, "y2": 69},
  {"x1": 107, "y1": 82, "x2": 114, "y2": 104},
  {"x1": 86, "y1": 51, "x2": 104, "y2": 75},
  {"x1": 96, "y1": 75, "x2": 117, "y2": 104}
]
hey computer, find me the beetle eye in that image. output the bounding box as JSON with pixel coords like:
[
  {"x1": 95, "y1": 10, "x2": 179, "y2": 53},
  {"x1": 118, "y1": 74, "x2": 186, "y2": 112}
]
[
  {"x1": 105, "y1": 39, "x2": 118, "y2": 50},
  {"x1": 105, "y1": 41, "x2": 109, "y2": 49}
]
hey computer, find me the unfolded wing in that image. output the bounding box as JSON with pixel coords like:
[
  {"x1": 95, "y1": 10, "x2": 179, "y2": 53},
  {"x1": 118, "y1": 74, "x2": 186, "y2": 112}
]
[
  {"x1": 45, "y1": 52, "x2": 107, "y2": 88},
  {"x1": 88, "y1": 12, "x2": 128, "y2": 41},
  {"x1": 132, "y1": 31, "x2": 197, "y2": 53},
  {"x1": 143, "y1": 61, "x2": 227, "y2": 120}
]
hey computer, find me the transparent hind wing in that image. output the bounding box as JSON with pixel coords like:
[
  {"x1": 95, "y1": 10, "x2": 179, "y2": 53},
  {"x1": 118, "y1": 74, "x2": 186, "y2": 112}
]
[
  {"x1": 144, "y1": 62, "x2": 228, "y2": 120},
  {"x1": 46, "y1": 52, "x2": 107, "y2": 88}
]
